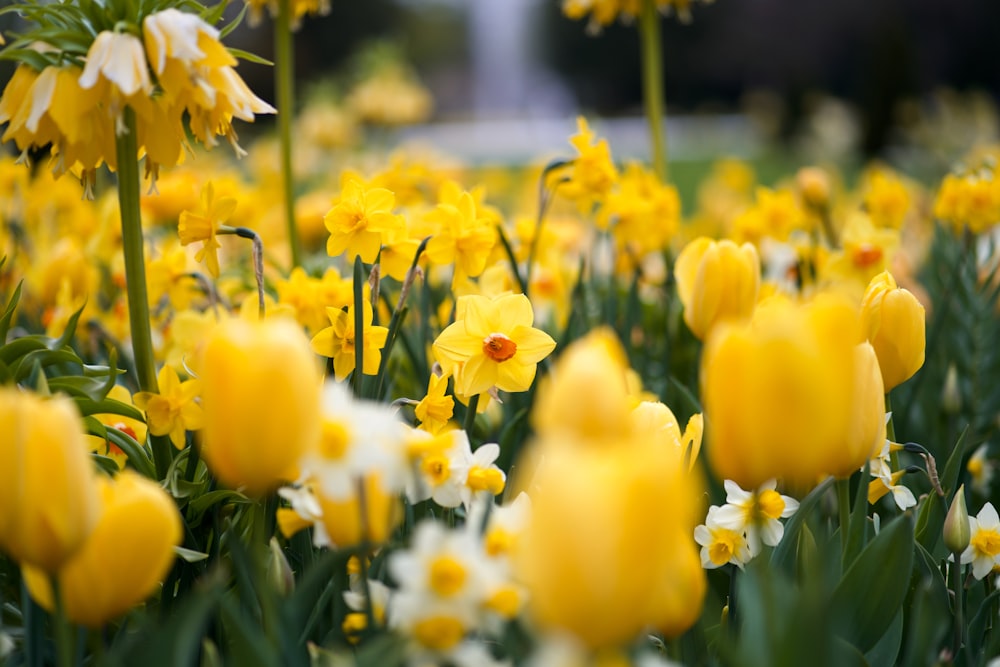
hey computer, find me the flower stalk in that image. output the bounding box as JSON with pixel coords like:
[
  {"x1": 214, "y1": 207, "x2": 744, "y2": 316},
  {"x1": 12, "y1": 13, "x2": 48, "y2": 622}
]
[
  {"x1": 275, "y1": 0, "x2": 303, "y2": 269},
  {"x1": 639, "y1": 0, "x2": 668, "y2": 181}
]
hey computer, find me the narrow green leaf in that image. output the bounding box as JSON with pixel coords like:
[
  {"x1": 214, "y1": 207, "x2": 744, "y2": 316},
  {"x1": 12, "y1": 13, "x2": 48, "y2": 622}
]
[
  {"x1": 227, "y1": 47, "x2": 273, "y2": 65},
  {"x1": 771, "y1": 477, "x2": 833, "y2": 573},
  {"x1": 0, "y1": 280, "x2": 23, "y2": 342}
]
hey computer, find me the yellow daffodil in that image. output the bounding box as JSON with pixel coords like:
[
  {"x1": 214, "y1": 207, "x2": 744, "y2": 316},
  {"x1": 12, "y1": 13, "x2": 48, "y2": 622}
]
[
  {"x1": 864, "y1": 168, "x2": 911, "y2": 230},
  {"x1": 415, "y1": 372, "x2": 455, "y2": 435},
  {"x1": 561, "y1": 117, "x2": 618, "y2": 210},
  {"x1": 311, "y1": 300, "x2": 390, "y2": 382},
  {"x1": 424, "y1": 189, "x2": 497, "y2": 283},
  {"x1": 178, "y1": 181, "x2": 237, "y2": 278},
  {"x1": 731, "y1": 186, "x2": 806, "y2": 245},
  {"x1": 22, "y1": 471, "x2": 181, "y2": 627},
  {"x1": 134, "y1": 365, "x2": 205, "y2": 449},
  {"x1": 324, "y1": 178, "x2": 403, "y2": 263},
  {"x1": 433, "y1": 293, "x2": 556, "y2": 397}
]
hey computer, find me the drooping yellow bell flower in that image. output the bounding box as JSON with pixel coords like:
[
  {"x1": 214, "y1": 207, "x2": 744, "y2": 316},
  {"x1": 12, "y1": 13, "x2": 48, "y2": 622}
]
[
  {"x1": 22, "y1": 471, "x2": 182, "y2": 627},
  {"x1": 860, "y1": 271, "x2": 926, "y2": 392},
  {"x1": 674, "y1": 236, "x2": 760, "y2": 340},
  {"x1": 199, "y1": 318, "x2": 322, "y2": 496},
  {"x1": 702, "y1": 293, "x2": 860, "y2": 491},
  {"x1": 0, "y1": 389, "x2": 99, "y2": 573},
  {"x1": 432, "y1": 293, "x2": 556, "y2": 398}
]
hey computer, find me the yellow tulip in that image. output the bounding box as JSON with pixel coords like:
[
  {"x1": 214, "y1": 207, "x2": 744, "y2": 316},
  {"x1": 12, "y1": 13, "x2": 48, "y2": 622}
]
[
  {"x1": 825, "y1": 342, "x2": 887, "y2": 479},
  {"x1": 0, "y1": 389, "x2": 98, "y2": 573},
  {"x1": 674, "y1": 237, "x2": 760, "y2": 340},
  {"x1": 23, "y1": 471, "x2": 182, "y2": 627},
  {"x1": 199, "y1": 318, "x2": 322, "y2": 496},
  {"x1": 515, "y1": 332, "x2": 705, "y2": 649},
  {"x1": 860, "y1": 271, "x2": 926, "y2": 391},
  {"x1": 315, "y1": 475, "x2": 401, "y2": 549},
  {"x1": 702, "y1": 294, "x2": 859, "y2": 491}
]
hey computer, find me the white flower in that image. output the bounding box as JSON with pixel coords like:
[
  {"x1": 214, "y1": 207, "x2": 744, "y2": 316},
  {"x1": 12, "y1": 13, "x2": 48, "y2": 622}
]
[
  {"x1": 460, "y1": 442, "x2": 506, "y2": 509},
  {"x1": 960, "y1": 502, "x2": 1000, "y2": 580},
  {"x1": 406, "y1": 429, "x2": 475, "y2": 508},
  {"x1": 694, "y1": 505, "x2": 753, "y2": 569},
  {"x1": 712, "y1": 479, "x2": 798, "y2": 555},
  {"x1": 0, "y1": 631, "x2": 13, "y2": 659},
  {"x1": 389, "y1": 520, "x2": 490, "y2": 605},
  {"x1": 869, "y1": 468, "x2": 916, "y2": 511},
  {"x1": 968, "y1": 444, "x2": 995, "y2": 496},
  {"x1": 478, "y1": 491, "x2": 531, "y2": 562},
  {"x1": 142, "y1": 8, "x2": 226, "y2": 74},
  {"x1": 344, "y1": 579, "x2": 392, "y2": 625},
  {"x1": 79, "y1": 31, "x2": 152, "y2": 97},
  {"x1": 276, "y1": 482, "x2": 331, "y2": 548}
]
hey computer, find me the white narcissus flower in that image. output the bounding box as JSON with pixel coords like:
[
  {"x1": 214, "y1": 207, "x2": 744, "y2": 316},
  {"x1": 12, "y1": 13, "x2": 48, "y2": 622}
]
[
  {"x1": 460, "y1": 442, "x2": 506, "y2": 509},
  {"x1": 694, "y1": 505, "x2": 753, "y2": 570},
  {"x1": 960, "y1": 502, "x2": 1000, "y2": 580},
  {"x1": 405, "y1": 429, "x2": 475, "y2": 509},
  {"x1": 712, "y1": 479, "x2": 798, "y2": 555}
]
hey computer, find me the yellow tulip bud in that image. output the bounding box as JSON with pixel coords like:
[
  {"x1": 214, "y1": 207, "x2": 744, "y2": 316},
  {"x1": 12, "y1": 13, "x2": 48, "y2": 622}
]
[
  {"x1": 825, "y1": 342, "x2": 887, "y2": 479},
  {"x1": 315, "y1": 474, "x2": 401, "y2": 549},
  {"x1": 860, "y1": 271, "x2": 926, "y2": 391},
  {"x1": 22, "y1": 471, "x2": 181, "y2": 627},
  {"x1": 674, "y1": 237, "x2": 760, "y2": 340},
  {"x1": 0, "y1": 389, "x2": 99, "y2": 572},
  {"x1": 515, "y1": 332, "x2": 705, "y2": 649},
  {"x1": 199, "y1": 318, "x2": 322, "y2": 496},
  {"x1": 703, "y1": 294, "x2": 860, "y2": 491}
]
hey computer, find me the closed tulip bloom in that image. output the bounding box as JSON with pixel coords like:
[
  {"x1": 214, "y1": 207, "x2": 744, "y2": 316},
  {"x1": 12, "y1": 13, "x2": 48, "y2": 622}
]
[
  {"x1": 0, "y1": 389, "x2": 99, "y2": 572},
  {"x1": 860, "y1": 271, "x2": 926, "y2": 391},
  {"x1": 199, "y1": 318, "x2": 322, "y2": 496},
  {"x1": 22, "y1": 471, "x2": 182, "y2": 627},
  {"x1": 674, "y1": 237, "x2": 760, "y2": 340},
  {"x1": 702, "y1": 294, "x2": 859, "y2": 491}
]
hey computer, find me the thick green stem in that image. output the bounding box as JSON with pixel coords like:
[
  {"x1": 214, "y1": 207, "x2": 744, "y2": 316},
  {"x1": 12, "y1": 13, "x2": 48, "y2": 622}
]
[
  {"x1": 639, "y1": 0, "x2": 668, "y2": 181},
  {"x1": 885, "y1": 394, "x2": 899, "y2": 471},
  {"x1": 463, "y1": 393, "x2": 480, "y2": 435},
  {"x1": 115, "y1": 108, "x2": 172, "y2": 479},
  {"x1": 836, "y1": 477, "x2": 851, "y2": 563},
  {"x1": 276, "y1": 0, "x2": 302, "y2": 269},
  {"x1": 50, "y1": 577, "x2": 73, "y2": 667},
  {"x1": 952, "y1": 559, "x2": 964, "y2": 655}
]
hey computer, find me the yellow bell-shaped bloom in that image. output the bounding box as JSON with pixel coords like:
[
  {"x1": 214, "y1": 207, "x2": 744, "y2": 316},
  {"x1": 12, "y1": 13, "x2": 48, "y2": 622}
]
[
  {"x1": 702, "y1": 294, "x2": 860, "y2": 491},
  {"x1": 199, "y1": 318, "x2": 322, "y2": 496},
  {"x1": 0, "y1": 389, "x2": 98, "y2": 573},
  {"x1": 860, "y1": 271, "x2": 926, "y2": 391},
  {"x1": 674, "y1": 237, "x2": 760, "y2": 340},
  {"x1": 515, "y1": 331, "x2": 705, "y2": 649},
  {"x1": 22, "y1": 471, "x2": 182, "y2": 627}
]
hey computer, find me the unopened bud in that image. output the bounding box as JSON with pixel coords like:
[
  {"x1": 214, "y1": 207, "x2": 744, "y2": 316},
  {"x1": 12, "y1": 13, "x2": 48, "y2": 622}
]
[
  {"x1": 943, "y1": 484, "x2": 971, "y2": 555},
  {"x1": 266, "y1": 537, "x2": 295, "y2": 596},
  {"x1": 797, "y1": 167, "x2": 831, "y2": 209},
  {"x1": 942, "y1": 363, "x2": 961, "y2": 414}
]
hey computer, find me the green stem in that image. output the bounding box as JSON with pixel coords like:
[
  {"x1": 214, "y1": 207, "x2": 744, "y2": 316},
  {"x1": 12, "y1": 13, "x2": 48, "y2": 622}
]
[
  {"x1": 352, "y1": 256, "x2": 365, "y2": 399},
  {"x1": 639, "y1": 0, "x2": 668, "y2": 181},
  {"x1": 50, "y1": 576, "x2": 73, "y2": 667},
  {"x1": 952, "y1": 559, "x2": 964, "y2": 655},
  {"x1": 836, "y1": 477, "x2": 851, "y2": 563},
  {"x1": 885, "y1": 394, "x2": 899, "y2": 471},
  {"x1": 115, "y1": 108, "x2": 172, "y2": 479},
  {"x1": 463, "y1": 393, "x2": 480, "y2": 435},
  {"x1": 275, "y1": 0, "x2": 302, "y2": 269}
]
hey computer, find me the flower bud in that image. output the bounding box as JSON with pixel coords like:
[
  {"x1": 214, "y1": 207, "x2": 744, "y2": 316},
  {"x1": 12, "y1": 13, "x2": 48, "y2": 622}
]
[
  {"x1": 796, "y1": 167, "x2": 831, "y2": 209},
  {"x1": 674, "y1": 237, "x2": 760, "y2": 340},
  {"x1": 266, "y1": 537, "x2": 295, "y2": 596},
  {"x1": 199, "y1": 318, "x2": 322, "y2": 496},
  {"x1": 23, "y1": 471, "x2": 181, "y2": 626},
  {"x1": 0, "y1": 389, "x2": 99, "y2": 572},
  {"x1": 860, "y1": 271, "x2": 926, "y2": 391},
  {"x1": 942, "y1": 363, "x2": 961, "y2": 415},
  {"x1": 943, "y1": 484, "x2": 971, "y2": 555}
]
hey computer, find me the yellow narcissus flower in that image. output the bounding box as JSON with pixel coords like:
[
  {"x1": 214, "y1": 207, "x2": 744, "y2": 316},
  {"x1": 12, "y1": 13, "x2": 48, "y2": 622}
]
[
  {"x1": 561, "y1": 117, "x2": 618, "y2": 211},
  {"x1": 424, "y1": 188, "x2": 497, "y2": 284},
  {"x1": 433, "y1": 293, "x2": 556, "y2": 398},
  {"x1": 324, "y1": 178, "x2": 403, "y2": 263},
  {"x1": 415, "y1": 372, "x2": 455, "y2": 435},
  {"x1": 22, "y1": 471, "x2": 182, "y2": 627},
  {"x1": 178, "y1": 181, "x2": 237, "y2": 278},
  {"x1": 934, "y1": 169, "x2": 1000, "y2": 235},
  {"x1": 310, "y1": 301, "x2": 389, "y2": 382},
  {"x1": 864, "y1": 168, "x2": 911, "y2": 230},
  {"x1": 674, "y1": 237, "x2": 760, "y2": 341},
  {"x1": 0, "y1": 389, "x2": 99, "y2": 573},
  {"x1": 860, "y1": 271, "x2": 926, "y2": 392},
  {"x1": 199, "y1": 318, "x2": 322, "y2": 496},
  {"x1": 702, "y1": 294, "x2": 860, "y2": 491},
  {"x1": 134, "y1": 366, "x2": 205, "y2": 449},
  {"x1": 731, "y1": 186, "x2": 806, "y2": 245}
]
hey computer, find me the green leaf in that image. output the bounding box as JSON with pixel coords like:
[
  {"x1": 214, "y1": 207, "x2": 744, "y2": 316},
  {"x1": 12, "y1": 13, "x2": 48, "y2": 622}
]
[
  {"x1": 916, "y1": 427, "x2": 969, "y2": 555},
  {"x1": 771, "y1": 477, "x2": 833, "y2": 573},
  {"x1": 0, "y1": 280, "x2": 23, "y2": 342},
  {"x1": 47, "y1": 375, "x2": 113, "y2": 401},
  {"x1": 227, "y1": 47, "x2": 273, "y2": 66},
  {"x1": 75, "y1": 396, "x2": 145, "y2": 421},
  {"x1": 831, "y1": 513, "x2": 914, "y2": 653},
  {"x1": 0, "y1": 337, "x2": 48, "y2": 366},
  {"x1": 186, "y1": 489, "x2": 250, "y2": 524},
  {"x1": 899, "y1": 578, "x2": 950, "y2": 666},
  {"x1": 863, "y1": 608, "x2": 903, "y2": 666},
  {"x1": 174, "y1": 546, "x2": 210, "y2": 563},
  {"x1": 106, "y1": 427, "x2": 156, "y2": 479},
  {"x1": 968, "y1": 588, "x2": 1000, "y2": 657}
]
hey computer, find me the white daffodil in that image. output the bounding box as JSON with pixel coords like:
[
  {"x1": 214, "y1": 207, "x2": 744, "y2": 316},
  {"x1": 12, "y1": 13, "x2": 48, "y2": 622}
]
[
  {"x1": 694, "y1": 505, "x2": 753, "y2": 569},
  {"x1": 711, "y1": 479, "x2": 798, "y2": 555},
  {"x1": 960, "y1": 502, "x2": 1000, "y2": 580},
  {"x1": 405, "y1": 429, "x2": 475, "y2": 508},
  {"x1": 460, "y1": 442, "x2": 506, "y2": 509},
  {"x1": 868, "y1": 468, "x2": 916, "y2": 511}
]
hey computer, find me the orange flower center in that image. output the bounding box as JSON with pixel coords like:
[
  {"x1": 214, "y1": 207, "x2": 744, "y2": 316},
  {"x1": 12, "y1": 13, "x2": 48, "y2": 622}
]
[
  {"x1": 482, "y1": 333, "x2": 517, "y2": 362},
  {"x1": 852, "y1": 244, "x2": 883, "y2": 268}
]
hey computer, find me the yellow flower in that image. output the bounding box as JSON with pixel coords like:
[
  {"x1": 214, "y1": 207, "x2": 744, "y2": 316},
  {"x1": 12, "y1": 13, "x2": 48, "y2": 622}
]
[
  {"x1": 199, "y1": 318, "x2": 322, "y2": 496},
  {"x1": 562, "y1": 117, "x2": 618, "y2": 210},
  {"x1": 960, "y1": 502, "x2": 1000, "y2": 580},
  {"x1": 828, "y1": 342, "x2": 886, "y2": 479},
  {"x1": 731, "y1": 186, "x2": 806, "y2": 244},
  {"x1": 178, "y1": 181, "x2": 237, "y2": 278},
  {"x1": 79, "y1": 30, "x2": 153, "y2": 101},
  {"x1": 433, "y1": 293, "x2": 556, "y2": 397},
  {"x1": 864, "y1": 168, "x2": 911, "y2": 230},
  {"x1": 310, "y1": 300, "x2": 390, "y2": 382},
  {"x1": 324, "y1": 178, "x2": 403, "y2": 263},
  {"x1": 86, "y1": 385, "x2": 149, "y2": 470},
  {"x1": 424, "y1": 189, "x2": 497, "y2": 283},
  {"x1": 22, "y1": 471, "x2": 181, "y2": 627},
  {"x1": 0, "y1": 389, "x2": 99, "y2": 573},
  {"x1": 934, "y1": 169, "x2": 1000, "y2": 235},
  {"x1": 415, "y1": 372, "x2": 455, "y2": 435},
  {"x1": 860, "y1": 271, "x2": 926, "y2": 391},
  {"x1": 134, "y1": 366, "x2": 205, "y2": 449},
  {"x1": 674, "y1": 237, "x2": 760, "y2": 340},
  {"x1": 702, "y1": 294, "x2": 860, "y2": 491}
]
